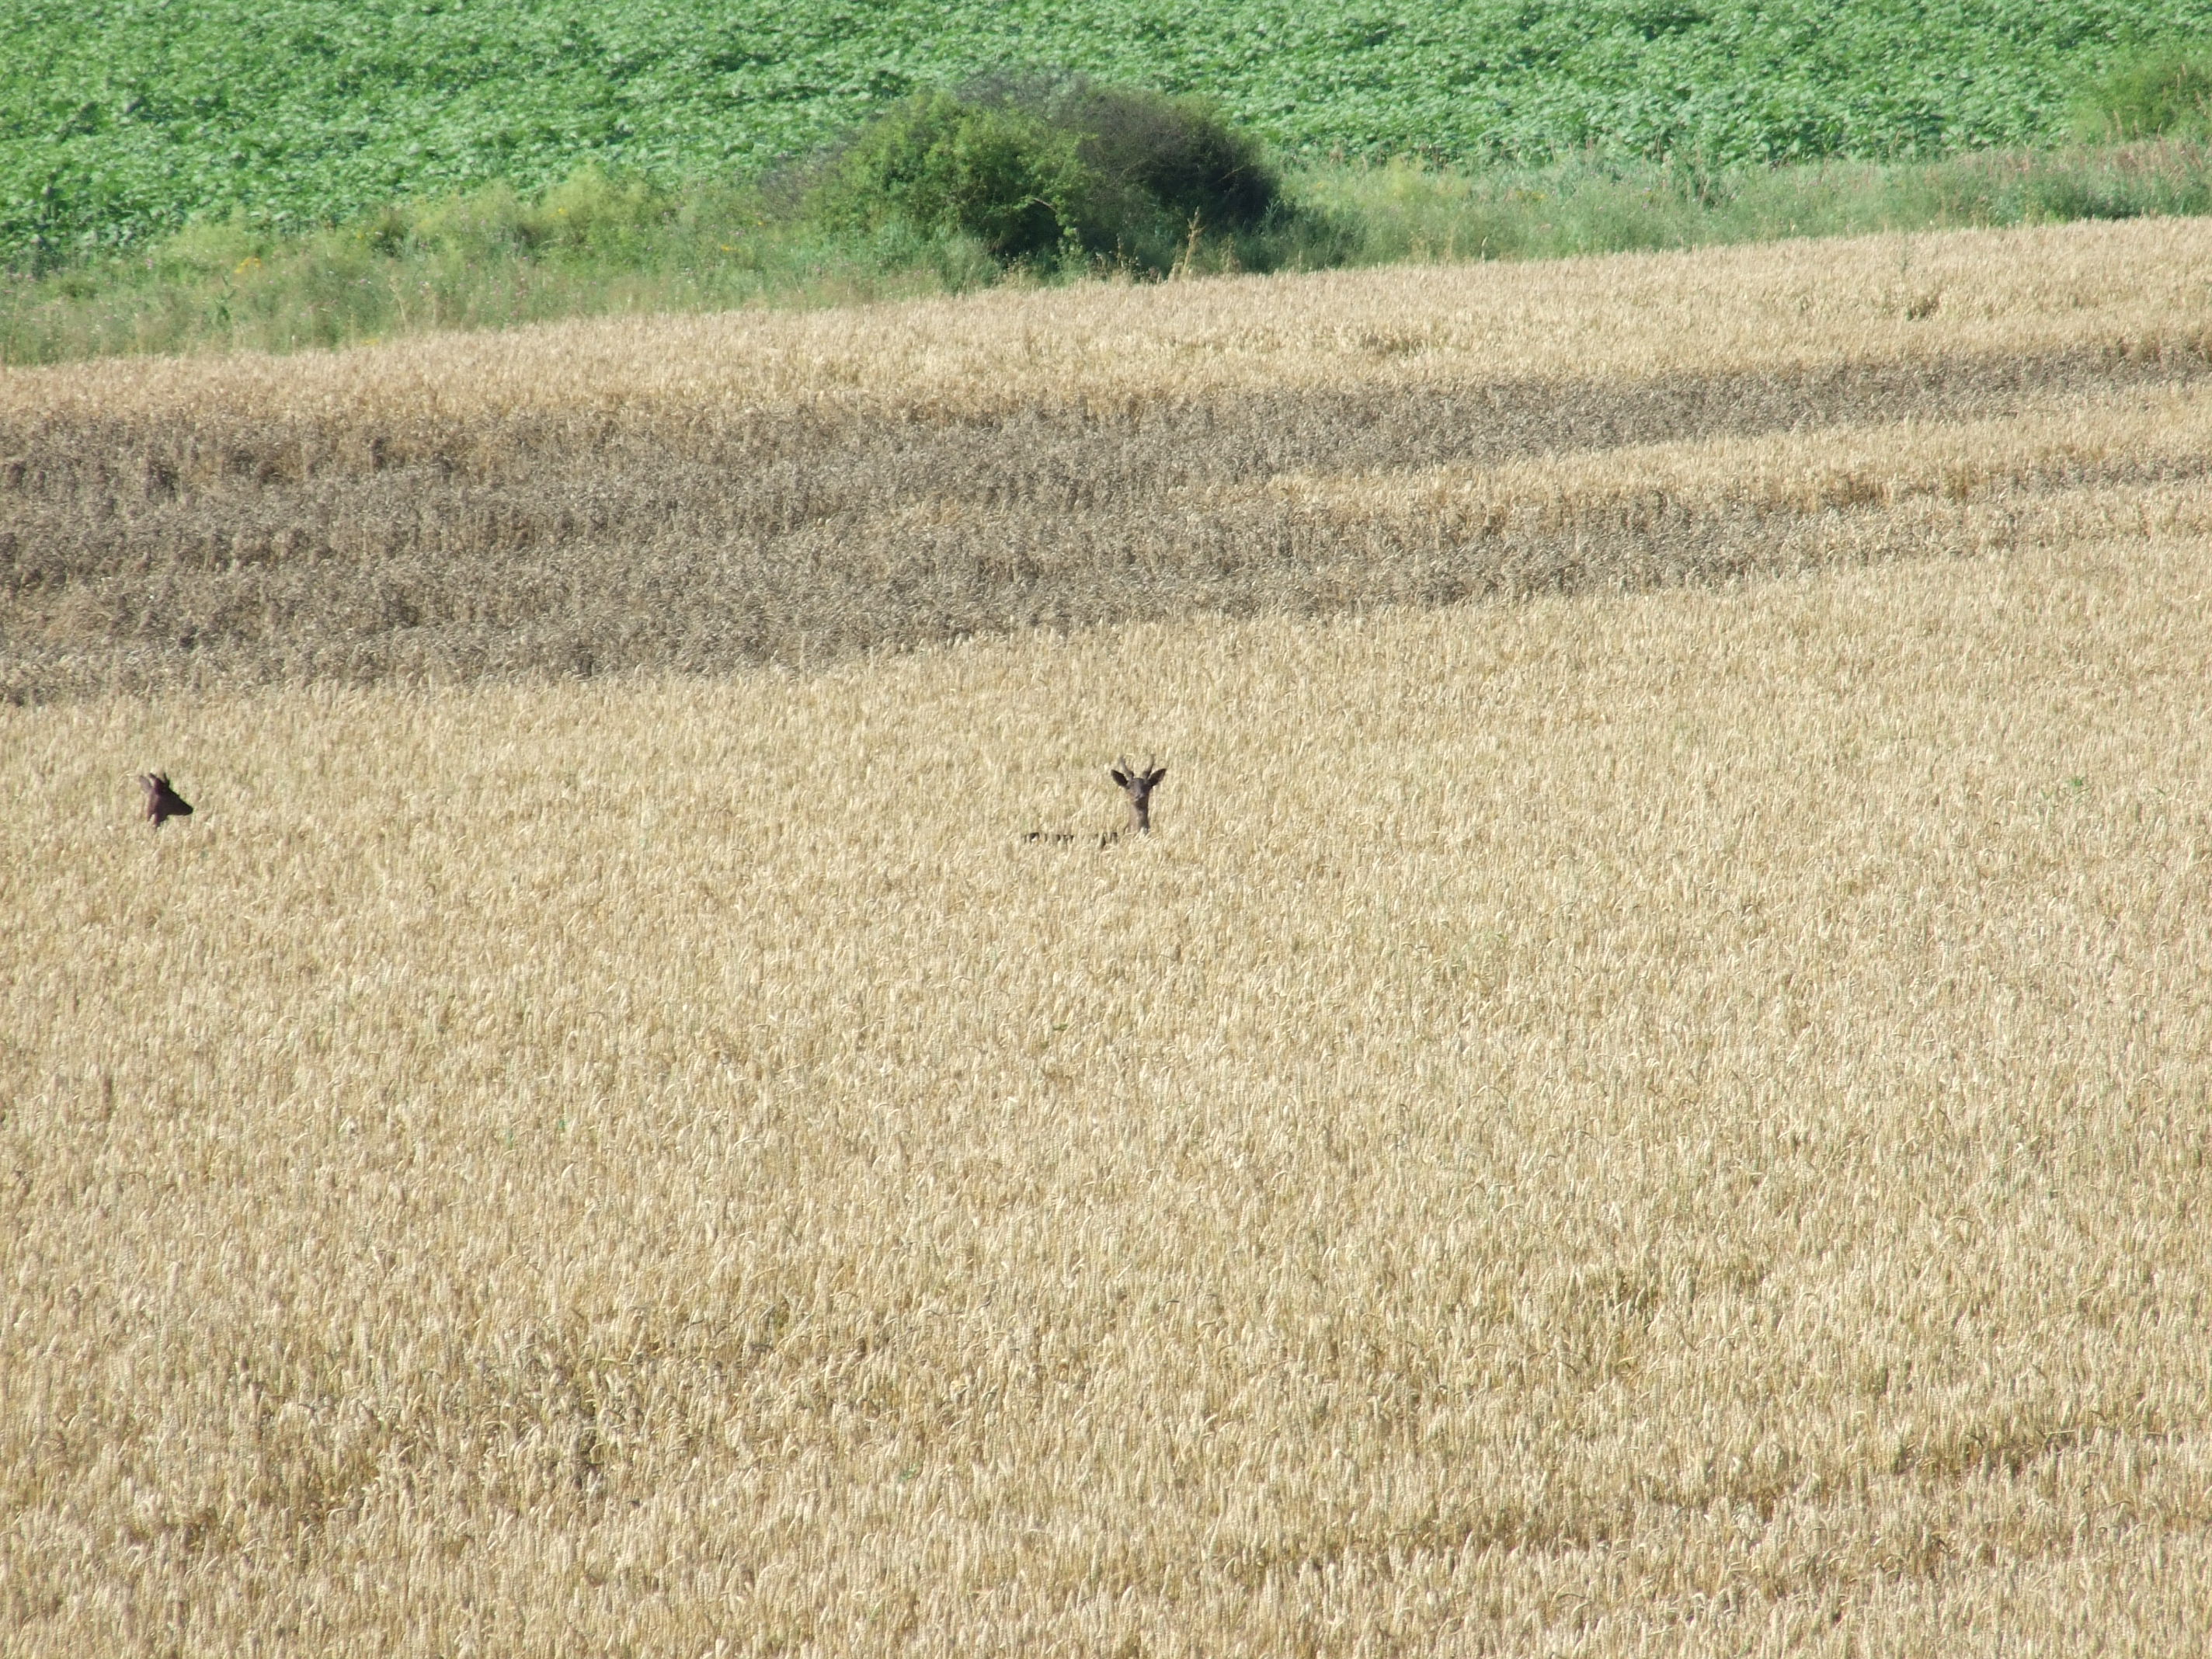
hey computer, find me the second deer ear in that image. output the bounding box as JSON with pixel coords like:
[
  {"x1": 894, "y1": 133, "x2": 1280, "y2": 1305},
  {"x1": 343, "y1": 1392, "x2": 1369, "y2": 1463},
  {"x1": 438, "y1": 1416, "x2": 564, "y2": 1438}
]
[
  {"x1": 1109, "y1": 768, "x2": 1130, "y2": 788},
  {"x1": 1146, "y1": 767, "x2": 1167, "y2": 786}
]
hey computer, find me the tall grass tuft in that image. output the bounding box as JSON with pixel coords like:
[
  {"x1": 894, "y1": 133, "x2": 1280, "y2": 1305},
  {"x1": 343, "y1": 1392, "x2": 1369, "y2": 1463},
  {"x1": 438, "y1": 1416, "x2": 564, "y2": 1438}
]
[{"x1": 2071, "y1": 47, "x2": 2212, "y2": 141}]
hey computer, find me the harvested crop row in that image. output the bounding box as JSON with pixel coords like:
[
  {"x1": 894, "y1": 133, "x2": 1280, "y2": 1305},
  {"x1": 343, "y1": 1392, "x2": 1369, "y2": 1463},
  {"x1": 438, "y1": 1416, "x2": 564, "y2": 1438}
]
[
  {"x1": 7, "y1": 360, "x2": 2212, "y2": 703},
  {"x1": 1268, "y1": 378, "x2": 2212, "y2": 523}
]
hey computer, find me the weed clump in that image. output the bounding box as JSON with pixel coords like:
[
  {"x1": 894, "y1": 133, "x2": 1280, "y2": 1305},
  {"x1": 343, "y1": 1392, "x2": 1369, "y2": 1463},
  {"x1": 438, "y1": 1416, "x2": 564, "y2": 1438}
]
[{"x1": 2071, "y1": 49, "x2": 2212, "y2": 141}]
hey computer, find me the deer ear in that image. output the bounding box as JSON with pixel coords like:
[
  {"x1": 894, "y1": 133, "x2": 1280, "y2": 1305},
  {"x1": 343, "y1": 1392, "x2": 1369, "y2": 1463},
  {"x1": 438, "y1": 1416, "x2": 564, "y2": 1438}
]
[
  {"x1": 1108, "y1": 767, "x2": 1129, "y2": 788},
  {"x1": 1147, "y1": 766, "x2": 1167, "y2": 786}
]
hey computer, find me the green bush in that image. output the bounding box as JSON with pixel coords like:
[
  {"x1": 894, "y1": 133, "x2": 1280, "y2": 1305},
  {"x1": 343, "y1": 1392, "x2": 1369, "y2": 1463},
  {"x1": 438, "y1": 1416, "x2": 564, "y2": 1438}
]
[
  {"x1": 806, "y1": 92, "x2": 1091, "y2": 263},
  {"x1": 2071, "y1": 50, "x2": 2212, "y2": 141},
  {"x1": 804, "y1": 82, "x2": 1315, "y2": 273}
]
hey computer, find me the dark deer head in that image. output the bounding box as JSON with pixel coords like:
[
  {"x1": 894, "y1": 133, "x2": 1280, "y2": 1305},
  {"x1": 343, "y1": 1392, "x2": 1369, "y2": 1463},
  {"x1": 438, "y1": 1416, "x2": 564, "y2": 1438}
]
[
  {"x1": 138, "y1": 772, "x2": 193, "y2": 828},
  {"x1": 1108, "y1": 757, "x2": 1167, "y2": 835}
]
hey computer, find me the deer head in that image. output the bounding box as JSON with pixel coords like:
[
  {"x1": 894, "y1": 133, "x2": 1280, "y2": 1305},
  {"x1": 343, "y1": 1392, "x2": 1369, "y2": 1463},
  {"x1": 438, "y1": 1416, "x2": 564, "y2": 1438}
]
[
  {"x1": 1108, "y1": 757, "x2": 1167, "y2": 835},
  {"x1": 138, "y1": 772, "x2": 193, "y2": 828}
]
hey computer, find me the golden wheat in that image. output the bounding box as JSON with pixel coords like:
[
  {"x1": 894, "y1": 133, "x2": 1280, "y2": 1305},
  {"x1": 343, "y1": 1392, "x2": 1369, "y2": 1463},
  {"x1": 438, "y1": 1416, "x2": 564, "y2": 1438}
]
[{"x1": 5, "y1": 523, "x2": 2210, "y2": 1654}]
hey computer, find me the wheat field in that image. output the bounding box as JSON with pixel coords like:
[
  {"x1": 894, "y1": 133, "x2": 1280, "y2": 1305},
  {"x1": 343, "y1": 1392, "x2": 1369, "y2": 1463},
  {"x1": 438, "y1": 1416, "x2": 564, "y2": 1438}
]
[{"x1": 5, "y1": 221, "x2": 2212, "y2": 1654}]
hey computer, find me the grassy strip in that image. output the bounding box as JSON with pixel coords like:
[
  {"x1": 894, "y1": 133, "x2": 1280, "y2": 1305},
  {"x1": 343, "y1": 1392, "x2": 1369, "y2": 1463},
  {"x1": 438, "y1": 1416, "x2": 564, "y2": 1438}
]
[
  {"x1": 1318, "y1": 138, "x2": 2212, "y2": 263},
  {"x1": 0, "y1": 175, "x2": 1006, "y2": 367},
  {"x1": 6, "y1": 139, "x2": 2212, "y2": 367}
]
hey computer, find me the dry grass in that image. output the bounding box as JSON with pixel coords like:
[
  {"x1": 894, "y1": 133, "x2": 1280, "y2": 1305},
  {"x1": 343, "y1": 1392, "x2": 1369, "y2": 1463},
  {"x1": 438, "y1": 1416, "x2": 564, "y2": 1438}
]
[
  {"x1": 9, "y1": 216, "x2": 2212, "y2": 701},
  {"x1": 5, "y1": 529, "x2": 2210, "y2": 1654}
]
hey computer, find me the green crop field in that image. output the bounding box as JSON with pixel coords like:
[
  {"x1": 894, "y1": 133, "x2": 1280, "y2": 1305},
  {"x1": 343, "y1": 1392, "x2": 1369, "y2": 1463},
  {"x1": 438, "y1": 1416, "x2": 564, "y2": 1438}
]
[{"x1": 6, "y1": 0, "x2": 2212, "y2": 269}]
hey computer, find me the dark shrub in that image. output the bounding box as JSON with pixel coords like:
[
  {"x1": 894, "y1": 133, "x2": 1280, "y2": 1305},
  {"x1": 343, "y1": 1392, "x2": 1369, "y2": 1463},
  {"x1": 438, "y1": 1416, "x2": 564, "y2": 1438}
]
[{"x1": 1051, "y1": 82, "x2": 1285, "y2": 243}]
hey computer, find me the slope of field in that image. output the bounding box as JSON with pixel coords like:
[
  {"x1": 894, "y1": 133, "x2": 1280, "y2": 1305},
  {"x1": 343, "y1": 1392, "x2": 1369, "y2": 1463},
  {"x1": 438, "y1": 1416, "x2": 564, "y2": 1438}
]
[
  {"x1": 8, "y1": 217, "x2": 2212, "y2": 1650},
  {"x1": 9, "y1": 216, "x2": 2212, "y2": 704},
  {"x1": 6, "y1": 0, "x2": 2208, "y2": 265},
  {"x1": 5, "y1": 526, "x2": 2211, "y2": 1653}
]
